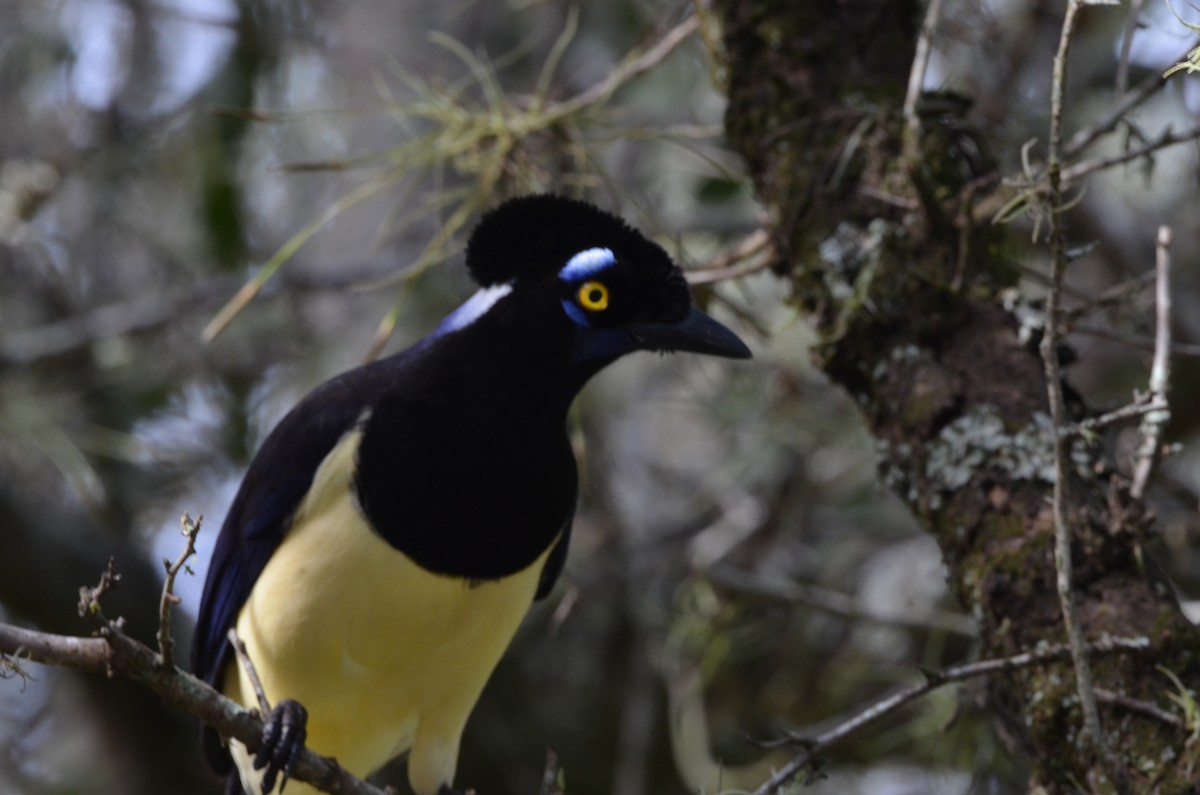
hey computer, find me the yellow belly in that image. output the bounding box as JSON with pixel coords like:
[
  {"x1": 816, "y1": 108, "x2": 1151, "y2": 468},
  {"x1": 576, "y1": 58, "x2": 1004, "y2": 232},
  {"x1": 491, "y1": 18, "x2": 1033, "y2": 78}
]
[{"x1": 224, "y1": 430, "x2": 553, "y2": 795}]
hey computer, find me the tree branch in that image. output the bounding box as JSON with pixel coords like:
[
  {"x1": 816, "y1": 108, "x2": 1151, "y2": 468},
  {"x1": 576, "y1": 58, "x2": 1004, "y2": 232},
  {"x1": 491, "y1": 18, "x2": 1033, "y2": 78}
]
[
  {"x1": 229, "y1": 627, "x2": 273, "y2": 715},
  {"x1": 685, "y1": 229, "x2": 772, "y2": 285},
  {"x1": 157, "y1": 514, "x2": 201, "y2": 672},
  {"x1": 1062, "y1": 123, "x2": 1200, "y2": 186},
  {"x1": 1, "y1": 567, "x2": 388, "y2": 795},
  {"x1": 901, "y1": 0, "x2": 946, "y2": 167},
  {"x1": 1042, "y1": 3, "x2": 1130, "y2": 791},
  {"x1": 1095, "y1": 687, "x2": 1186, "y2": 731},
  {"x1": 1068, "y1": 394, "x2": 1169, "y2": 436},
  {"x1": 1114, "y1": 0, "x2": 1145, "y2": 97},
  {"x1": 708, "y1": 566, "x2": 976, "y2": 638},
  {"x1": 1064, "y1": 43, "x2": 1198, "y2": 159},
  {"x1": 547, "y1": 14, "x2": 699, "y2": 121},
  {"x1": 1130, "y1": 225, "x2": 1173, "y2": 500},
  {"x1": 751, "y1": 636, "x2": 1152, "y2": 795}
]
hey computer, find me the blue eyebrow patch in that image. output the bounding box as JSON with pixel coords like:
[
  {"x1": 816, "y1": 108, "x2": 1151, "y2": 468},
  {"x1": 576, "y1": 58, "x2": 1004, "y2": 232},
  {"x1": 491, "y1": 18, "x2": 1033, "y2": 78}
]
[{"x1": 559, "y1": 247, "x2": 615, "y2": 281}]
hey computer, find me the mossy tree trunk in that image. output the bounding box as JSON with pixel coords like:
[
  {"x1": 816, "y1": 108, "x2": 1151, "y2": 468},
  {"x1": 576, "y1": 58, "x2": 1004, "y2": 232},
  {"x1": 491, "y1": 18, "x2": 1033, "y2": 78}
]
[{"x1": 706, "y1": 1, "x2": 1200, "y2": 791}]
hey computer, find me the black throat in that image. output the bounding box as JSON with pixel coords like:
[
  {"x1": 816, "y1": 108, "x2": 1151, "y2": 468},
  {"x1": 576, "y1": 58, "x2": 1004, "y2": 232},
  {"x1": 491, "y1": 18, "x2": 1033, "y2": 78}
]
[{"x1": 353, "y1": 317, "x2": 586, "y2": 580}]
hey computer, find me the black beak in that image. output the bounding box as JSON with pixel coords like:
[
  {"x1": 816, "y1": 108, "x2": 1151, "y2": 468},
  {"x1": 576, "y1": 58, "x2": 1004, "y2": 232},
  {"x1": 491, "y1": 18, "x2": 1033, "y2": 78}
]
[{"x1": 627, "y1": 307, "x2": 752, "y2": 359}]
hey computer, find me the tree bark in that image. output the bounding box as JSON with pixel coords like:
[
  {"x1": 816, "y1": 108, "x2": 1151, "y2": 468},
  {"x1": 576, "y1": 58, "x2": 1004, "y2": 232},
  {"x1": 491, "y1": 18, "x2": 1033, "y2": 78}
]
[{"x1": 706, "y1": 1, "x2": 1200, "y2": 791}]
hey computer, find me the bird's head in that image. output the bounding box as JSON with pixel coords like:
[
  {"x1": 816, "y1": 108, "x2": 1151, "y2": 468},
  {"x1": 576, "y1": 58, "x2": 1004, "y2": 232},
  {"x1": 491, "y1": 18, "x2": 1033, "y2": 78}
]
[{"x1": 433, "y1": 195, "x2": 751, "y2": 373}]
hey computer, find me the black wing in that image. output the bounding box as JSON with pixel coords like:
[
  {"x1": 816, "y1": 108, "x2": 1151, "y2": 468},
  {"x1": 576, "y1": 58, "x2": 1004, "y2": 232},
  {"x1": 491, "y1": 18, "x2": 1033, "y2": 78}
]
[{"x1": 191, "y1": 370, "x2": 374, "y2": 771}]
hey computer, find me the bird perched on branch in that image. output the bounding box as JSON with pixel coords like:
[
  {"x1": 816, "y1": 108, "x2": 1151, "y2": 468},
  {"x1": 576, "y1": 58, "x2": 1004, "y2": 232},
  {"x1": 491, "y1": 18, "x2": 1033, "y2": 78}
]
[{"x1": 192, "y1": 194, "x2": 751, "y2": 795}]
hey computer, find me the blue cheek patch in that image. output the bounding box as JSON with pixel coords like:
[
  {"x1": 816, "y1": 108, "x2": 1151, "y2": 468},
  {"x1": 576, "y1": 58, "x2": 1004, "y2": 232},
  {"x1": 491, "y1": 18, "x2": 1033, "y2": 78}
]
[
  {"x1": 561, "y1": 300, "x2": 591, "y2": 327},
  {"x1": 571, "y1": 327, "x2": 632, "y2": 363},
  {"x1": 559, "y1": 247, "x2": 616, "y2": 281}
]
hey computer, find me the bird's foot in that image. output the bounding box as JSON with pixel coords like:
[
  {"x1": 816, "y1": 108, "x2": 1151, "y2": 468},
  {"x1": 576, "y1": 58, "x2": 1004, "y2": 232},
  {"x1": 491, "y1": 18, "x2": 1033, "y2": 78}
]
[{"x1": 254, "y1": 698, "x2": 308, "y2": 794}]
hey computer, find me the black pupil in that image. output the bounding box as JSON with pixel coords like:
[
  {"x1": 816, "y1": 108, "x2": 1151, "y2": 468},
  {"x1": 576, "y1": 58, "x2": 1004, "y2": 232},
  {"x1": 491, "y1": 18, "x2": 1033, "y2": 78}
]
[{"x1": 588, "y1": 288, "x2": 603, "y2": 304}]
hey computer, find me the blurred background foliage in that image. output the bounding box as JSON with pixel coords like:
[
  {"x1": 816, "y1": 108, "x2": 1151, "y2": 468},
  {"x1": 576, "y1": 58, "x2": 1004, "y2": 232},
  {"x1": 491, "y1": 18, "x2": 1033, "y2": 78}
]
[{"x1": 0, "y1": 1, "x2": 1197, "y2": 794}]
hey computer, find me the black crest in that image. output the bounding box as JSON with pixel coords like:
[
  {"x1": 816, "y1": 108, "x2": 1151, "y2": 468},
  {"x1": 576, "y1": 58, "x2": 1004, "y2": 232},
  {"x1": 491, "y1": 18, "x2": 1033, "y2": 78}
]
[{"x1": 465, "y1": 194, "x2": 675, "y2": 287}]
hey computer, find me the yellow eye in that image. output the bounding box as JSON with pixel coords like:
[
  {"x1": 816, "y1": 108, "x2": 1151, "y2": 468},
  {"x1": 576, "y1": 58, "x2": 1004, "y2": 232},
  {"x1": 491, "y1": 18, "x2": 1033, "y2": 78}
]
[{"x1": 577, "y1": 281, "x2": 609, "y2": 312}]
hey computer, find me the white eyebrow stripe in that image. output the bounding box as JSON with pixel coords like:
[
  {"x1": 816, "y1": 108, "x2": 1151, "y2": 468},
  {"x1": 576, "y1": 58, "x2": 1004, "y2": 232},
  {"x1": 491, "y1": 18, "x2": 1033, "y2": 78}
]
[
  {"x1": 434, "y1": 282, "x2": 514, "y2": 336},
  {"x1": 558, "y1": 247, "x2": 616, "y2": 281}
]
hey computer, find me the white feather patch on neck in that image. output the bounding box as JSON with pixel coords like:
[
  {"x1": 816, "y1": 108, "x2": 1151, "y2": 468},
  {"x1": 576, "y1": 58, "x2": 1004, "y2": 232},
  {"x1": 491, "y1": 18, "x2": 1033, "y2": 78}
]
[{"x1": 434, "y1": 282, "x2": 514, "y2": 336}]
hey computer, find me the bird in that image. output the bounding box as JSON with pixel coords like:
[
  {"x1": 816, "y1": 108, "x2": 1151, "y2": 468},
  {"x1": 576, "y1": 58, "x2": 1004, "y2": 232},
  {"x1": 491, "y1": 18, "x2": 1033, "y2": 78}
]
[{"x1": 191, "y1": 193, "x2": 752, "y2": 795}]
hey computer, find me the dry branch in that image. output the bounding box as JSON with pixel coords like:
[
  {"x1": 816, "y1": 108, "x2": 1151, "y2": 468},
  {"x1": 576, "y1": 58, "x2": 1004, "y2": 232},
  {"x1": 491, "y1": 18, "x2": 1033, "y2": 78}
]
[
  {"x1": 157, "y1": 513, "x2": 201, "y2": 671},
  {"x1": 229, "y1": 627, "x2": 273, "y2": 716},
  {"x1": 1130, "y1": 226, "x2": 1174, "y2": 500},
  {"x1": 0, "y1": 621, "x2": 385, "y2": 795},
  {"x1": 1, "y1": 557, "x2": 387, "y2": 795},
  {"x1": 751, "y1": 636, "x2": 1152, "y2": 795},
  {"x1": 1041, "y1": 3, "x2": 1128, "y2": 790}
]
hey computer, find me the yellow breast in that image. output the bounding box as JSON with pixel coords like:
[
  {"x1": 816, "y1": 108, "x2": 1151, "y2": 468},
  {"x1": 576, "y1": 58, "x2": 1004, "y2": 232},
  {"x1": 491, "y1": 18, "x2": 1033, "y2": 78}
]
[{"x1": 224, "y1": 429, "x2": 553, "y2": 795}]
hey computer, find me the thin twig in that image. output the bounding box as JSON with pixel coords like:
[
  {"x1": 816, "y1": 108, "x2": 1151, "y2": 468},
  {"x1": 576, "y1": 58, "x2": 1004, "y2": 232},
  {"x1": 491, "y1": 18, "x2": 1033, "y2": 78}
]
[
  {"x1": 1068, "y1": 395, "x2": 1170, "y2": 436},
  {"x1": 0, "y1": 282, "x2": 234, "y2": 367},
  {"x1": 860, "y1": 185, "x2": 920, "y2": 211},
  {"x1": 690, "y1": 229, "x2": 770, "y2": 272},
  {"x1": 1115, "y1": 0, "x2": 1146, "y2": 97},
  {"x1": 1063, "y1": 270, "x2": 1154, "y2": 321},
  {"x1": 901, "y1": 0, "x2": 946, "y2": 166},
  {"x1": 1071, "y1": 324, "x2": 1200, "y2": 357},
  {"x1": 975, "y1": 43, "x2": 1198, "y2": 226},
  {"x1": 1041, "y1": 3, "x2": 1130, "y2": 791},
  {"x1": 228, "y1": 627, "x2": 272, "y2": 715},
  {"x1": 1095, "y1": 687, "x2": 1185, "y2": 730},
  {"x1": 1065, "y1": 42, "x2": 1198, "y2": 159},
  {"x1": 686, "y1": 229, "x2": 773, "y2": 285},
  {"x1": 750, "y1": 636, "x2": 1151, "y2": 795},
  {"x1": 1131, "y1": 226, "x2": 1173, "y2": 500},
  {"x1": 549, "y1": 15, "x2": 699, "y2": 120},
  {"x1": 157, "y1": 514, "x2": 201, "y2": 671},
  {"x1": 1063, "y1": 124, "x2": 1200, "y2": 186},
  {"x1": 78, "y1": 557, "x2": 121, "y2": 622},
  {"x1": 708, "y1": 567, "x2": 976, "y2": 638},
  {"x1": 203, "y1": 172, "x2": 404, "y2": 343}
]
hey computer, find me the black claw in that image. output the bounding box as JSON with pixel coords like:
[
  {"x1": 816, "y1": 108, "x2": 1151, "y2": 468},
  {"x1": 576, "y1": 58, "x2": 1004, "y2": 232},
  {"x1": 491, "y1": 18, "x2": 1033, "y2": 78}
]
[
  {"x1": 438, "y1": 786, "x2": 466, "y2": 795},
  {"x1": 253, "y1": 699, "x2": 308, "y2": 794}
]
